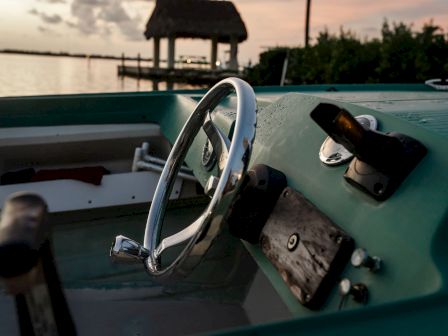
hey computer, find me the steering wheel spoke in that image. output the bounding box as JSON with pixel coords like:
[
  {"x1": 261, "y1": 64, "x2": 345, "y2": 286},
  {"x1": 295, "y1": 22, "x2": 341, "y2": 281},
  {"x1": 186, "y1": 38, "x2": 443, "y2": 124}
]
[
  {"x1": 202, "y1": 114, "x2": 231, "y2": 173},
  {"x1": 153, "y1": 212, "x2": 207, "y2": 259}
]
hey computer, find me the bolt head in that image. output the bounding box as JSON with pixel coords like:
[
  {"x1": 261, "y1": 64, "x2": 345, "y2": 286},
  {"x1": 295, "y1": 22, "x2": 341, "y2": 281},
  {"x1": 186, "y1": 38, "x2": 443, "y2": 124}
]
[
  {"x1": 339, "y1": 278, "x2": 352, "y2": 296},
  {"x1": 351, "y1": 248, "x2": 382, "y2": 272},
  {"x1": 351, "y1": 248, "x2": 369, "y2": 268},
  {"x1": 287, "y1": 233, "x2": 299, "y2": 251}
]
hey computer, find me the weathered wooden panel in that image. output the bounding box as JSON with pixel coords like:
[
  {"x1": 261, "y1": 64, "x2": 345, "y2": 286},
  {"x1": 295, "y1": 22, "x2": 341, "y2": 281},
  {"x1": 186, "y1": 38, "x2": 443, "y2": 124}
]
[{"x1": 260, "y1": 187, "x2": 354, "y2": 309}]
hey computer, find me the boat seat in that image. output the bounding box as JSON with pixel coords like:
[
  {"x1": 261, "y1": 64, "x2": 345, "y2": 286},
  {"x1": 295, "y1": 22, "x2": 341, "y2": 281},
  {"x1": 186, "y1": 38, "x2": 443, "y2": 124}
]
[
  {"x1": 0, "y1": 124, "x2": 171, "y2": 175},
  {"x1": 0, "y1": 124, "x2": 161, "y2": 147}
]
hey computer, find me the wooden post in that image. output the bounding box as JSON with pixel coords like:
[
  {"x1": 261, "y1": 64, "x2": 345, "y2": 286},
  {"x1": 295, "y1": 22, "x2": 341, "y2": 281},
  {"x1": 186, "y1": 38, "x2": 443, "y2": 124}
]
[
  {"x1": 153, "y1": 37, "x2": 160, "y2": 69},
  {"x1": 137, "y1": 53, "x2": 141, "y2": 78},
  {"x1": 229, "y1": 36, "x2": 238, "y2": 71},
  {"x1": 168, "y1": 36, "x2": 175, "y2": 69},
  {"x1": 119, "y1": 52, "x2": 125, "y2": 76},
  {"x1": 210, "y1": 37, "x2": 218, "y2": 70},
  {"x1": 305, "y1": 0, "x2": 312, "y2": 47},
  {"x1": 280, "y1": 50, "x2": 289, "y2": 86}
]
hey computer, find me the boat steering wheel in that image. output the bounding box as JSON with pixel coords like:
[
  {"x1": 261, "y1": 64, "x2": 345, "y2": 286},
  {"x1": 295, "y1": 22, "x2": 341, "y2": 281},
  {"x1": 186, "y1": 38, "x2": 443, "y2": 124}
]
[{"x1": 112, "y1": 78, "x2": 257, "y2": 281}]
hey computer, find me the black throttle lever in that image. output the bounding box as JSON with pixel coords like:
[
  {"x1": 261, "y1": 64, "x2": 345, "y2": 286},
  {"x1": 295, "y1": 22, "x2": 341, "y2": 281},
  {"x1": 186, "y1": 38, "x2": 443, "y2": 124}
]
[{"x1": 310, "y1": 103, "x2": 427, "y2": 200}]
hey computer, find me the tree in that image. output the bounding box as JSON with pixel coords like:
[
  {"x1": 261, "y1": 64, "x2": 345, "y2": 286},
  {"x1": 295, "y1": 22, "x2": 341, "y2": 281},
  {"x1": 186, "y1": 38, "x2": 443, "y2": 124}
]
[{"x1": 245, "y1": 21, "x2": 448, "y2": 86}]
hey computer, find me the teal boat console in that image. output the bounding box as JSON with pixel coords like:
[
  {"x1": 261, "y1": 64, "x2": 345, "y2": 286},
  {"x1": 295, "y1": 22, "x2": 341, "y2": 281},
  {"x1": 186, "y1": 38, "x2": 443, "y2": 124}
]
[{"x1": 0, "y1": 81, "x2": 447, "y2": 335}]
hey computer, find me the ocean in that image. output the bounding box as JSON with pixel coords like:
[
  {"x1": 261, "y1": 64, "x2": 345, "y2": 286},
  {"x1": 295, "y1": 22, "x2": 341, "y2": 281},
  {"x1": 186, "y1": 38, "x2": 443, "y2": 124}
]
[{"x1": 0, "y1": 53, "x2": 197, "y2": 97}]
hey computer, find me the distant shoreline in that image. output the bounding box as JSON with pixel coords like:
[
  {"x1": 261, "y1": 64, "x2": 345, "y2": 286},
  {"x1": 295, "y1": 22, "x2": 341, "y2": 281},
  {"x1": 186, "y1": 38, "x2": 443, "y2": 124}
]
[{"x1": 0, "y1": 49, "x2": 151, "y2": 62}]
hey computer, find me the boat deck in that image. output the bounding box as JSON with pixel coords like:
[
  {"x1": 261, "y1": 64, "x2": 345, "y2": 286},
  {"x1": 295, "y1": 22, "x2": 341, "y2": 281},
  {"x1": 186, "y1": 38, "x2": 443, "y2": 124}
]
[{"x1": 0, "y1": 201, "x2": 291, "y2": 335}]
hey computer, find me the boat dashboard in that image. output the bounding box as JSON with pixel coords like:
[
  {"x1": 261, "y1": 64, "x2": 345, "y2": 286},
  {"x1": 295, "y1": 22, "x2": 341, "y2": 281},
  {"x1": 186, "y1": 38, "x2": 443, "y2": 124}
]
[{"x1": 185, "y1": 84, "x2": 448, "y2": 314}]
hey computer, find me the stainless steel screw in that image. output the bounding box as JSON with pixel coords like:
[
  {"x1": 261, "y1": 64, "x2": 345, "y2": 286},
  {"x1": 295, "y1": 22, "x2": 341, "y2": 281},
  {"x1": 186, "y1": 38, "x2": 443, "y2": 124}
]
[{"x1": 287, "y1": 233, "x2": 299, "y2": 251}]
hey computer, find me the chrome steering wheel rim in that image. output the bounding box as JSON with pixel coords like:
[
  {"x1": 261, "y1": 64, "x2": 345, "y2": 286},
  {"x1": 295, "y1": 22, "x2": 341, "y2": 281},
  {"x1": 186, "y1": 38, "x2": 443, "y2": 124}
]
[{"x1": 143, "y1": 77, "x2": 257, "y2": 281}]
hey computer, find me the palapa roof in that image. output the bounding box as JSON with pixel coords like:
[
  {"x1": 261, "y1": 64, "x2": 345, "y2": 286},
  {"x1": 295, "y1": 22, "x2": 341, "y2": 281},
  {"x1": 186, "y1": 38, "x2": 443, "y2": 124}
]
[{"x1": 144, "y1": 0, "x2": 248, "y2": 43}]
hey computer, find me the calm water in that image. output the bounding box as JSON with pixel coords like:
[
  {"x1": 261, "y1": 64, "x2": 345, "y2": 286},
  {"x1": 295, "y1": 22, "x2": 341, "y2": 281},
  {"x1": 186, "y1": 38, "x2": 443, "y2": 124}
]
[{"x1": 0, "y1": 53, "x2": 198, "y2": 97}]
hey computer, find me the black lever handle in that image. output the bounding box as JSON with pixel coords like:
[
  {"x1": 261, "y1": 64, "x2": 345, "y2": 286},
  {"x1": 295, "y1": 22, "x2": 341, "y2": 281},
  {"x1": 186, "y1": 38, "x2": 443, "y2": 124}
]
[
  {"x1": 310, "y1": 103, "x2": 404, "y2": 172},
  {"x1": 0, "y1": 192, "x2": 76, "y2": 336},
  {"x1": 311, "y1": 103, "x2": 426, "y2": 200}
]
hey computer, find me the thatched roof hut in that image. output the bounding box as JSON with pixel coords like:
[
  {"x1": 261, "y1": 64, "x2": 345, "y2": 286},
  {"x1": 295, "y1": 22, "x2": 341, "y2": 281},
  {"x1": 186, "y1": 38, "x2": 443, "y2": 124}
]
[
  {"x1": 144, "y1": 0, "x2": 248, "y2": 43},
  {"x1": 144, "y1": 0, "x2": 247, "y2": 70}
]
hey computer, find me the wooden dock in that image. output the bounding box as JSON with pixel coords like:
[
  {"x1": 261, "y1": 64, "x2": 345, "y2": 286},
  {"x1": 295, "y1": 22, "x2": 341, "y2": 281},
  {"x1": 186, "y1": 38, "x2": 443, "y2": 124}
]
[{"x1": 117, "y1": 65, "x2": 245, "y2": 85}]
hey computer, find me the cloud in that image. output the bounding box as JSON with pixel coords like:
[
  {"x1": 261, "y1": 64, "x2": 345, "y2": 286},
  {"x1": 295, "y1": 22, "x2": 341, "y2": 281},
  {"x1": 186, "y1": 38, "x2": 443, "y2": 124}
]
[
  {"x1": 98, "y1": 2, "x2": 132, "y2": 23},
  {"x1": 70, "y1": 1, "x2": 98, "y2": 34},
  {"x1": 66, "y1": 21, "x2": 77, "y2": 29},
  {"x1": 29, "y1": 8, "x2": 63, "y2": 24},
  {"x1": 37, "y1": 0, "x2": 66, "y2": 3},
  {"x1": 37, "y1": 26, "x2": 61, "y2": 36},
  {"x1": 38, "y1": 26, "x2": 49, "y2": 33},
  {"x1": 69, "y1": 0, "x2": 145, "y2": 40}
]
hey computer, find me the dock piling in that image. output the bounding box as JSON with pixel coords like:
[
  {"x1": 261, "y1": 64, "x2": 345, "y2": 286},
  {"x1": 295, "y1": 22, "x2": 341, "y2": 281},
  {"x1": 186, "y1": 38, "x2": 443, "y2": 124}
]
[{"x1": 137, "y1": 53, "x2": 141, "y2": 78}]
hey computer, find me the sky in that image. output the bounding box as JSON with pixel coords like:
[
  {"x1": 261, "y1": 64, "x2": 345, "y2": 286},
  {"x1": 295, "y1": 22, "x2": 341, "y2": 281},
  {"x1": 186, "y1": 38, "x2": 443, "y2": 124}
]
[{"x1": 0, "y1": 0, "x2": 447, "y2": 65}]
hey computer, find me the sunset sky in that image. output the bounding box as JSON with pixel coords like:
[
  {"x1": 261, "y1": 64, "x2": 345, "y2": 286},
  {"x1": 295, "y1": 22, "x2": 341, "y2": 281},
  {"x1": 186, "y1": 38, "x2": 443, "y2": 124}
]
[{"x1": 0, "y1": 0, "x2": 447, "y2": 64}]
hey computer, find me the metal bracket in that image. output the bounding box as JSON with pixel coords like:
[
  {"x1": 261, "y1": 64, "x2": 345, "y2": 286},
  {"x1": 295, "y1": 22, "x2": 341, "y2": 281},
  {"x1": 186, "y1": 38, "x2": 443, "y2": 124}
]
[{"x1": 132, "y1": 142, "x2": 197, "y2": 182}]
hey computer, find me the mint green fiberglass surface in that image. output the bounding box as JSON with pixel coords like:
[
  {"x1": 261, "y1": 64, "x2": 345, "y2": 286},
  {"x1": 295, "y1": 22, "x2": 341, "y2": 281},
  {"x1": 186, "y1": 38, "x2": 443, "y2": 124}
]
[
  {"x1": 0, "y1": 83, "x2": 447, "y2": 334},
  {"x1": 48, "y1": 203, "x2": 255, "y2": 305}
]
